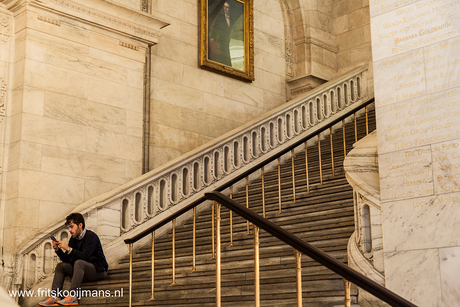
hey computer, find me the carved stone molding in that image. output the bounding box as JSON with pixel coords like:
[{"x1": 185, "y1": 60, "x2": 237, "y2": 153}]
[
  {"x1": 0, "y1": 78, "x2": 6, "y2": 118},
  {"x1": 37, "y1": 15, "x2": 61, "y2": 26},
  {"x1": 0, "y1": 16, "x2": 10, "y2": 44}
]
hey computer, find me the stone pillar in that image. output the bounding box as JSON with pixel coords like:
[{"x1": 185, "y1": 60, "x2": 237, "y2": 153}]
[{"x1": 370, "y1": 0, "x2": 460, "y2": 305}]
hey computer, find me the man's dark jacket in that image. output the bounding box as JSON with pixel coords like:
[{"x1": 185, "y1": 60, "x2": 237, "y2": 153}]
[{"x1": 56, "y1": 230, "x2": 108, "y2": 272}]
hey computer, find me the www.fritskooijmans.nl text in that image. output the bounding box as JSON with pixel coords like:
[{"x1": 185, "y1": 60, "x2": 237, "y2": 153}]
[{"x1": 9, "y1": 288, "x2": 124, "y2": 299}]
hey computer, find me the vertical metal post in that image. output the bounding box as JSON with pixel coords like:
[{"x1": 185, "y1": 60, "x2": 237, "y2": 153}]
[
  {"x1": 354, "y1": 113, "x2": 358, "y2": 143},
  {"x1": 216, "y1": 202, "x2": 222, "y2": 307},
  {"x1": 343, "y1": 278, "x2": 352, "y2": 307},
  {"x1": 192, "y1": 207, "x2": 196, "y2": 272},
  {"x1": 212, "y1": 201, "x2": 215, "y2": 258},
  {"x1": 365, "y1": 106, "x2": 369, "y2": 135},
  {"x1": 291, "y1": 149, "x2": 296, "y2": 203},
  {"x1": 129, "y1": 243, "x2": 133, "y2": 307},
  {"x1": 318, "y1": 133, "x2": 323, "y2": 185},
  {"x1": 295, "y1": 250, "x2": 302, "y2": 307},
  {"x1": 342, "y1": 119, "x2": 347, "y2": 157},
  {"x1": 253, "y1": 224, "x2": 260, "y2": 307},
  {"x1": 330, "y1": 127, "x2": 335, "y2": 176},
  {"x1": 278, "y1": 157, "x2": 282, "y2": 213},
  {"x1": 305, "y1": 142, "x2": 309, "y2": 194},
  {"x1": 261, "y1": 166, "x2": 266, "y2": 218},
  {"x1": 229, "y1": 186, "x2": 233, "y2": 247},
  {"x1": 171, "y1": 219, "x2": 176, "y2": 286},
  {"x1": 149, "y1": 232, "x2": 155, "y2": 300},
  {"x1": 246, "y1": 177, "x2": 250, "y2": 234}
]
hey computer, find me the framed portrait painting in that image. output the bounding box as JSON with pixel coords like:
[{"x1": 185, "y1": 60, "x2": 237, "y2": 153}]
[{"x1": 199, "y1": 0, "x2": 254, "y2": 82}]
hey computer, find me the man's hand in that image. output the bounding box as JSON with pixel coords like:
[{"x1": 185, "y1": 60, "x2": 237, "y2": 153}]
[
  {"x1": 55, "y1": 240, "x2": 71, "y2": 252},
  {"x1": 52, "y1": 240, "x2": 59, "y2": 251}
]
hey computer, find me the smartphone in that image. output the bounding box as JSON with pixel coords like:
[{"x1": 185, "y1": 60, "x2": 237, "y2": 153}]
[{"x1": 50, "y1": 235, "x2": 58, "y2": 242}]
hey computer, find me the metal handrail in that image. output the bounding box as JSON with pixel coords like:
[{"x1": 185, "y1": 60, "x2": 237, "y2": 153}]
[
  {"x1": 124, "y1": 97, "x2": 375, "y2": 244},
  {"x1": 205, "y1": 191, "x2": 417, "y2": 307}
]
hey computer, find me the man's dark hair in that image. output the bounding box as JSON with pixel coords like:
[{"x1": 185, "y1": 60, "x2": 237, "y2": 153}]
[{"x1": 65, "y1": 213, "x2": 85, "y2": 229}]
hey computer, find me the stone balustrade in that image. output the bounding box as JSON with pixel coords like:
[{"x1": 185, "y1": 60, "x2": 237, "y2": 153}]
[{"x1": 13, "y1": 66, "x2": 370, "y2": 293}]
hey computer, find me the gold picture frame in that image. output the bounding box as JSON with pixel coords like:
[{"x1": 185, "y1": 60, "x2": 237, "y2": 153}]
[{"x1": 199, "y1": 0, "x2": 254, "y2": 82}]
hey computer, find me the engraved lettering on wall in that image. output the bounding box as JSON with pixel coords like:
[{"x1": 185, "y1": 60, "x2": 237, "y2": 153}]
[{"x1": 0, "y1": 17, "x2": 10, "y2": 44}]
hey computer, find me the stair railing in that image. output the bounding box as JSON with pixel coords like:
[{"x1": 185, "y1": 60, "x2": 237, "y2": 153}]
[
  {"x1": 121, "y1": 96, "x2": 412, "y2": 307},
  {"x1": 204, "y1": 191, "x2": 417, "y2": 307}
]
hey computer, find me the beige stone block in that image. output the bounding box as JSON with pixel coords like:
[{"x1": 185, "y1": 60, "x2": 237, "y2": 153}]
[
  {"x1": 44, "y1": 91, "x2": 127, "y2": 134},
  {"x1": 151, "y1": 100, "x2": 182, "y2": 128},
  {"x1": 323, "y1": 48, "x2": 337, "y2": 70},
  {"x1": 5, "y1": 169, "x2": 19, "y2": 200},
  {"x1": 25, "y1": 59, "x2": 88, "y2": 98},
  {"x1": 262, "y1": 91, "x2": 285, "y2": 111},
  {"x1": 350, "y1": 44, "x2": 372, "y2": 66},
  {"x1": 127, "y1": 110, "x2": 143, "y2": 137},
  {"x1": 311, "y1": 44, "x2": 325, "y2": 66},
  {"x1": 181, "y1": 65, "x2": 225, "y2": 96},
  {"x1": 21, "y1": 113, "x2": 86, "y2": 150},
  {"x1": 254, "y1": 48, "x2": 285, "y2": 77},
  {"x1": 13, "y1": 38, "x2": 26, "y2": 63},
  {"x1": 151, "y1": 123, "x2": 206, "y2": 153},
  {"x1": 336, "y1": 28, "x2": 364, "y2": 51},
  {"x1": 89, "y1": 31, "x2": 145, "y2": 63},
  {"x1": 19, "y1": 169, "x2": 85, "y2": 204},
  {"x1": 149, "y1": 146, "x2": 182, "y2": 169},
  {"x1": 86, "y1": 127, "x2": 142, "y2": 161},
  {"x1": 38, "y1": 201, "x2": 76, "y2": 229},
  {"x1": 11, "y1": 88, "x2": 23, "y2": 116},
  {"x1": 155, "y1": 36, "x2": 197, "y2": 66},
  {"x1": 310, "y1": 28, "x2": 336, "y2": 51},
  {"x1": 255, "y1": 0, "x2": 283, "y2": 21},
  {"x1": 348, "y1": 7, "x2": 370, "y2": 30},
  {"x1": 309, "y1": 11, "x2": 333, "y2": 33},
  {"x1": 254, "y1": 30, "x2": 284, "y2": 58},
  {"x1": 334, "y1": 15, "x2": 348, "y2": 35},
  {"x1": 22, "y1": 87, "x2": 45, "y2": 116},
  {"x1": 316, "y1": 0, "x2": 333, "y2": 15},
  {"x1": 84, "y1": 180, "x2": 121, "y2": 202},
  {"x1": 337, "y1": 50, "x2": 351, "y2": 70},
  {"x1": 7, "y1": 142, "x2": 20, "y2": 171},
  {"x1": 224, "y1": 78, "x2": 265, "y2": 108},
  {"x1": 27, "y1": 28, "x2": 90, "y2": 58},
  {"x1": 151, "y1": 56, "x2": 183, "y2": 83},
  {"x1": 19, "y1": 141, "x2": 42, "y2": 171},
  {"x1": 124, "y1": 160, "x2": 142, "y2": 182},
  {"x1": 88, "y1": 76, "x2": 143, "y2": 112},
  {"x1": 3, "y1": 198, "x2": 39, "y2": 228},
  {"x1": 158, "y1": 0, "x2": 197, "y2": 26},
  {"x1": 333, "y1": 0, "x2": 347, "y2": 18},
  {"x1": 180, "y1": 21, "x2": 198, "y2": 47},
  {"x1": 9, "y1": 113, "x2": 22, "y2": 144},
  {"x1": 12, "y1": 59, "x2": 25, "y2": 90},
  {"x1": 128, "y1": 68, "x2": 143, "y2": 89},
  {"x1": 203, "y1": 93, "x2": 263, "y2": 124},
  {"x1": 89, "y1": 47, "x2": 144, "y2": 70},
  {"x1": 2, "y1": 227, "x2": 38, "y2": 254},
  {"x1": 255, "y1": 10, "x2": 284, "y2": 40},
  {"x1": 155, "y1": 78, "x2": 203, "y2": 111},
  {"x1": 253, "y1": 68, "x2": 284, "y2": 95},
  {"x1": 41, "y1": 145, "x2": 127, "y2": 184},
  {"x1": 26, "y1": 39, "x2": 47, "y2": 63},
  {"x1": 46, "y1": 47, "x2": 128, "y2": 84}
]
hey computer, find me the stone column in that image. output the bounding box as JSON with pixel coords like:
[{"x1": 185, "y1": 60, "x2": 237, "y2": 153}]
[{"x1": 370, "y1": 0, "x2": 460, "y2": 305}]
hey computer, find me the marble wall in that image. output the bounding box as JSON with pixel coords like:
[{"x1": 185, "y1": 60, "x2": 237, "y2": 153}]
[
  {"x1": 2, "y1": 0, "x2": 166, "y2": 257},
  {"x1": 147, "y1": 0, "x2": 287, "y2": 169},
  {"x1": 370, "y1": 0, "x2": 460, "y2": 305}
]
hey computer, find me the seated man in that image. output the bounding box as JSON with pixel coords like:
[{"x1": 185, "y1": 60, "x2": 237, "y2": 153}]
[{"x1": 39, "y1": 213, "x2": 108, "y2": 306}]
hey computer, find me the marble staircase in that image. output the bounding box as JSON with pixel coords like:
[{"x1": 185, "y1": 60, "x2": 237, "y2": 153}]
[{"x1": 77, "y1": 109, "x2": 376, "y2": 306}]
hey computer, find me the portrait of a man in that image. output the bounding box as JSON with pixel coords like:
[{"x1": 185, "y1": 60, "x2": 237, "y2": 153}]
[
  {"x1": 200, "y1": 0, "x2": 254, "y2": 81},
  {"x1": 208, "y1": 0, "x2": 244, "y2": 68}
]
